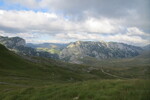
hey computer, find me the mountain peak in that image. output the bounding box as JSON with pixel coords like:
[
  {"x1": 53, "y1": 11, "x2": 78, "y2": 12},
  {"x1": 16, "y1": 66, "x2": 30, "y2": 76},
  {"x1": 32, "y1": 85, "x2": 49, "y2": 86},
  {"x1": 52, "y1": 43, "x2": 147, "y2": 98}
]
[
  {"x1": 0, "y1": 36, "x2": 26, "y2": 48},
  {"x1": 60, "y1": 41, "x2": 142, "y2": 63}
]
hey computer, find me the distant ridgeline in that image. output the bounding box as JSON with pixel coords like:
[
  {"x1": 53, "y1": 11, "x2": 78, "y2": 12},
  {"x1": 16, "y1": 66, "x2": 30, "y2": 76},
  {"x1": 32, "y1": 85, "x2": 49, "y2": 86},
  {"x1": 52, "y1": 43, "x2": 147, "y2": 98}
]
[
  {"x1": 0, "y1": 36, "x2": 149, "y2": 63},
  {"x1": 59, "y1": 41, "x2": 145, "y2": 63},
  {"x1": 0, "y1": 36, "x2": 59, "y2": 59}
]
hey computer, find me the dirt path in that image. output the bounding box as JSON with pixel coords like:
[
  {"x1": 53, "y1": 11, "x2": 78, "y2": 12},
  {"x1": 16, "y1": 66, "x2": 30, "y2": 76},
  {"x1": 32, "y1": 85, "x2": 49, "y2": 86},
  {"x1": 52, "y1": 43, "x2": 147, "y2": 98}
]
[{"x1": 100, "y1": 67, "x2": 128, "y2": 79}]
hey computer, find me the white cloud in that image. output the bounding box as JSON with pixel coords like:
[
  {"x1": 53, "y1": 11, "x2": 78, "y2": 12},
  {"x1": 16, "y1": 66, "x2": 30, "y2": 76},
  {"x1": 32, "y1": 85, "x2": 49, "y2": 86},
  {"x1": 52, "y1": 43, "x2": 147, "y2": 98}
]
[
  {"x1": 126, "y1": 27, "x2": 149, "y2": 36},
  {"x1": 3, "y1": 0, "x2": 150, "y2": 31},
  {"x1": 0, "y1": 10, "x2": 122, "y2": 34},
  {"x1": 26, "y1": 39, "x2": 68, "y2": 44},
  {"x1": 55, "y1": 27, "x2": 150, "y2": 46},
  {"x1": 56, "y1": 32, "x2": 100, "y2": 40},
  {"x1": 0, "y1": 30, "x2": 39, "y2": 39},
  {"x1": 0, "y1": 6, "x2": 149, "y2": 46},
  {"x1": 104, "y1": 34, "x2": 149, "y2": 46},
  {"x1": 0, "y1": 10, "x2": 65, "y2": 33},
  {"x1": 84, "y1": 18, "x2": 122, "y2": 33}
]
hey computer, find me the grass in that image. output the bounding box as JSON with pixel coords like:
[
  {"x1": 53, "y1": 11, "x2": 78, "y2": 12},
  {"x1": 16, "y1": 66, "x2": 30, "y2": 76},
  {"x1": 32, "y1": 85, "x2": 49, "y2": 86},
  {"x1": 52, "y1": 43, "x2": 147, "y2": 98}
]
[
  {"x1": 0, "y1": 44, "x2": 150, "y2": 100},
  {"x1": 0, "y1": 79, "x2": 149, "y2": 100},
  {"x1": 0, "y1": 44, "x2": 101, "y2": 82},
  {"x1": 36, "y1": 47, "x2": 61, "y2": 54},
  {"x1": 79, "y1": 53, "x2": 150, "y2": 79}
]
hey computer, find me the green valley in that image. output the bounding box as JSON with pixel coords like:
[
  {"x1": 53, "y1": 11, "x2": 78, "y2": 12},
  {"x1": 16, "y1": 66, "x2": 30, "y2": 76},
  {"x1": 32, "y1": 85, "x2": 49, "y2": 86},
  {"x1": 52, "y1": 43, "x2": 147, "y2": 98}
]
[
  {"x1": 37, "y1": 47, "x2": 61, "y2": 54},
  {"x1": 0, "y1": 44, "x2": 150, "y2": 100},
  {"x1": 0, "y1": 0, "x2": 149, "y2": 99}
]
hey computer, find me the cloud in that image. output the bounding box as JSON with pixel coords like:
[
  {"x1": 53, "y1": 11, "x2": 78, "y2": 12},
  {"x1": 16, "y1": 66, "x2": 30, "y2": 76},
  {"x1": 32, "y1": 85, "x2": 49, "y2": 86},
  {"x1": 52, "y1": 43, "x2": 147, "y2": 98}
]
[
  {"x1": 6, "y1": 0, "x2": 145, "y2": 16},
  {"x1": 84, "y1": 17, "x2": 123, "y2": 33},
  {"x1": 2, "y1": 0, "x2": 150, "y2": 32},
  {"x1": 27, "y1": 39, "x2": 68, "y2": 44},
  {"x1": 0, "y1": 0, "x2": 149, "y2": 46},
  {"x1": 55, "y1": 27, "x2": 150, "y2": 46},
  {"x1": 0, "y1": 10, "x2": 122, "y2": 34},
  {"x1": 126, "y1": 27, "x2": 150, "y2": 36},
  {"x1": 104, "y1": 34, "x2": 149, "y2": 46},
  {"x1": 0, "y1": 10, "x2": 60, "y2": 33}
]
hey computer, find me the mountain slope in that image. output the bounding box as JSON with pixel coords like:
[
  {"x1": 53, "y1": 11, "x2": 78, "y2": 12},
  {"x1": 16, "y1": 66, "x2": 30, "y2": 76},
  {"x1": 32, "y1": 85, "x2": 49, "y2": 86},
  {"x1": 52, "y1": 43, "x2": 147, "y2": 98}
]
[
  {"x1": 1, "y1": 36, "x2": 145, "y2": 63},
  {"x1": 0, "y1": 36, "x2": 25, "y2": 48},
  {"x1": 0, "y1": 44, "x2": 100, "y2": 83},
  {"x1": 0, "y1": 36, "x2": 59, "y2": 59},
  {"x1": 60, "y1": 41, "x2": 142, "y2": 63},
  {"x1": 79, "y1": 50, "x2": 150, "y2": 79},
  {"x1": 0, "y1": 44, "x2": 150, "y2": 100},
  {"x1": 143, "y1": 44, "x2": 150, "y2": 50}
]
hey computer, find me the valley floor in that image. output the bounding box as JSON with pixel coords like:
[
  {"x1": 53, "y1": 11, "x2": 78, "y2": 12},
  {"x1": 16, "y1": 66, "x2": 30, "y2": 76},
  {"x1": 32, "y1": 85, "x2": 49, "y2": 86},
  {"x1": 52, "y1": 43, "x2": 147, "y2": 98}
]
[
  {"x1": 0, "y1": 44, "x2": 150, "y2": 100},
  {"x1": 0, "y1": 79, "x2": 150, "y2": 100}
]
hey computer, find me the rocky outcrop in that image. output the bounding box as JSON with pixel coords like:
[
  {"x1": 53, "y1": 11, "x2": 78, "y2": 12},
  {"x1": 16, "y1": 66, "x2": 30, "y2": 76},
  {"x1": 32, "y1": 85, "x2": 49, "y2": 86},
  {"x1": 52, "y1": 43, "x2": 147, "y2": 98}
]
[
  {"x1": 59, "y1": 41, "x2": 143, "y2": 63},
  {"x1": 0, "y1": 36, "x2": 26, "y2": 48},
  {"x1": 0, "y1": 36, "x2": 59, "y2": 59},
  {"x1": 143, "y1": 44, "x2": 150, "y2": 50},
  {"x1": 0, "y1": 36, "x2": 145, "y2": 63}
]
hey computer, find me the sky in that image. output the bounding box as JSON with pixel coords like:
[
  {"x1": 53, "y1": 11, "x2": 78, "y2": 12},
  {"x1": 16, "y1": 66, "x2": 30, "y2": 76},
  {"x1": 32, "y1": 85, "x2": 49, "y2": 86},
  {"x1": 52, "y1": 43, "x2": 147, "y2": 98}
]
[{"x1": 0, "y1": 0, "x2": 149, "y2": 46}]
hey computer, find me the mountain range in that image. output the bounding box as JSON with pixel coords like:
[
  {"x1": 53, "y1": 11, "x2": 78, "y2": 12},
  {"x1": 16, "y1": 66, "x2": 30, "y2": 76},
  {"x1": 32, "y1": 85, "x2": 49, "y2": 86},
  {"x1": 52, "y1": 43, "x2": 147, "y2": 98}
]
[
  {"x1": 60, "y1": 41, "x2": 144, "y2": 63},
  {"x1": 0, "y1": 36, "x2": 150, "y2": 100},
  {"x1": 0, "y1": 36, "x2": 149, "y2": 64},
  {"x1": 0, "y1": 36, "x2": 59, "y2": 59}
]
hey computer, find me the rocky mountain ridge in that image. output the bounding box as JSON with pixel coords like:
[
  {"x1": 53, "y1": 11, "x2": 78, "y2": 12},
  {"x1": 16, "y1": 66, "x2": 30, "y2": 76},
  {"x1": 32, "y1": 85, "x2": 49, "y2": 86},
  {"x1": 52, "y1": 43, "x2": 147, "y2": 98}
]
[
  {"x1": 1, "y1": 36, "x2": 148, "y2": 64},
  {"x1": 0, "y1": 36, "x2": 26, "y2": 48},
  {"x1": 59, "y1": 41, "x2": 143, "y2": 63},
  {"x1": 0, "y1": 36, "x2": 59, "y2": 59}
]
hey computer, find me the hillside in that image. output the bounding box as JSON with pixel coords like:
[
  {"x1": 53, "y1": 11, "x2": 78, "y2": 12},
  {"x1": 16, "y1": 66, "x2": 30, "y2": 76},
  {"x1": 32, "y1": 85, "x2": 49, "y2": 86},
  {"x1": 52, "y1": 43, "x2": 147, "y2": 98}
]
[
  {"x1": 79, "y1": 50, "x2": 150, "y2": 79},
  {"x1": 0, "y1": 44, "x2": 103, "y2": 83},
  {"x1": 143, "y1": 44, "x2": 150, "y2": 50},
  {"x1": 0, "y1": 44, "x2": 150, "y2": 100}
]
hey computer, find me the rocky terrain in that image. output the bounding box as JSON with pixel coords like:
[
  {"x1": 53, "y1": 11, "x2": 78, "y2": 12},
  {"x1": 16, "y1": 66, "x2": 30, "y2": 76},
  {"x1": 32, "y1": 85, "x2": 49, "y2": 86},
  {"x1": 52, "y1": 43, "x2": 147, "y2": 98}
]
[
  {"x1": 0, "y1": 43, "x2": 149, "y2": 100},
  {"x1": 0, "y1": 36, "x2": 26, "y2": 48},
  {"x1": 0, "y1": 36, "x2": 58, "y2": 59},
  {"x1": 1, "y1": 36, "x2": 149, "y2": 64},
  {"x1": 60, "y1": 41, "x2": 143, "y2": 63}
]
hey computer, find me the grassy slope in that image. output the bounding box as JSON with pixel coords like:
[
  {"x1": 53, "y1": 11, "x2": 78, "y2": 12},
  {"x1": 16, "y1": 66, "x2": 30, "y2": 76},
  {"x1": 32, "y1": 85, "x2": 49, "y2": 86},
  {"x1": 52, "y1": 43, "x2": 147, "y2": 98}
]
[
  {"x1": 0, "y1": 44, "x2": 102, "y2": 84},
  {"x1": 0, "y1": 79, "x2": 149, "y2": 100},
  {"x1": 80, "y1": 51, "x2": 150, "y2": 79},
  {"x1": 37, "y1": 47, "x2": 60, "y2": 54},
  {"x1": 0, "y1": 44, "x2": 150, "y2": 100}
]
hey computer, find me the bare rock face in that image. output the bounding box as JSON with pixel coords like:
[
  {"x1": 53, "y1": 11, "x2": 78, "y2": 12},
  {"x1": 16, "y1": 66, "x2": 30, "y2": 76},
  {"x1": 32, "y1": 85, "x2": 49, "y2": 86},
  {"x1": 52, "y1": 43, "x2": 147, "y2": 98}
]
[
  {"x1": 0, "y1": 36, "x2": 59, "y2": 59},
  {"x1": 0, "y1": 36, "x2": 26, "y2": 48},
  {"x1": 143, "y1": 44, "x2": 150, "y2": 50},
  {"x1": 59, "y1": 41, "x2": 143, "y2": 63}
]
